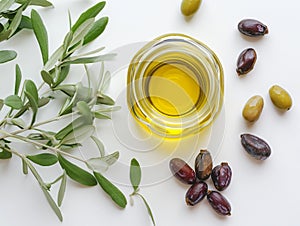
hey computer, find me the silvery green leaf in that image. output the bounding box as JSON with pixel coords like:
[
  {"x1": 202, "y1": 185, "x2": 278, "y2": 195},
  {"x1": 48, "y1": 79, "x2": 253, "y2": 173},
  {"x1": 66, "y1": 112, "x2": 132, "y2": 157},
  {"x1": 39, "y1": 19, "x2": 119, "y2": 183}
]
[
  {"x1": 0, "y1": 99, "x2": 4, "y2": 111},
  {"x1": 96, "y1": 106, "x2": 121, "y2": 113},
  {"x1": 130, "y1": 158, "x2": 141, "y2": 192},
  {"x1": 69, "y1": 18, "x2": 94, "y2": 48},
  {"x1": 60, "y1": 143, "x2": 81, "y2": 150},
  {"x1": 8, "y1": 6, "x2": 22, "y2": 38},
  {"x1": 31, "y1": 9, "x2": 48, "y2": 65},
  {"x1": 24, "y1": 80, "x2": 38, "y2": 103},
  {"x1": 96, "y1": 94, "x2": 115, "y2": 106},
  {"x1": 22, "y1": 158, "x2": 28, "y2": 174},
  {"x1": 58, "y1": 98, "x2": 73, "y2": 116},
  {"x1": 16, "y1": 0, "x2": 53, "y2": 7},
  {"x1": 11, "y1": 118, "x2": 26, "y2": 128},
  {"x1": 61, "y1": 53, "x2": 116, "y2": 66},
  {"x1": 42, "y1": 188, "x2": 63, "y2": 221},
  {"x1": 38, "y1": 97, "x2": 51, "y2": 107},
  {"x1": 71, "y1": 1, "x2": 106, "y2": 32},
  {"x1": 63, "y1": 31, "x2": 73, "y2": 53},
  {"x1": 0, "y1": 0, "x2": 15, "y2": 13},
  {"x1": 75, "y1": 83, "x2": 92, "y2": 102},
  {"x1": 41, "y1": 70, "x2": 53, "y2": 86},
  {"x1": 83, "y1": 17, "x2": 108, "y2": 45},
  {"x1": 14, "y1": 64, "x2": 22, "y2": 95},
  {"x1": 55, "y1": 116, "x2": 88, "y2": 140},
  {"x1": 135, "y1": 193, "x2": 156, "y2": 226},
  {"x1": 91, "y1": 136, "x2": 105, "y2": 157},
  {"x1": 93, "y1": 171, "x2": 127, "y2": 208},
  {"x1": 44, "y1": 46, "x2": 64, "y2": 71},
  {"x1": 94, "y1": 112, "x2": 110, "y2": 119},
  {"x1": 4, "y1": 95, "x2": 23, "y2": 109},
  {"x1": 77, "y1": 101, "x2": 92, "y2": 122},
  {"x1": 100, "y1": 71, "x2": 111, "y2": 93},
  {"x1": 58, "y1": 154, "x2": 97, "y2": 186},
  {"x1": 27, "y1": 132, "x2": 47, "y2": 140},
  {"x1": 54, "y1": 84, "x2": 76, "y2": 96},
  {"x1": 0, "y1": 50, "x2": 17, "y2": 63},
  {"x1": 60, "y1": 125, "x2": 95, "y2": 145},
  {"x1": 27, "y1": 153, "x2": 58, "y2": 166},
  {"x1": 58, "y1": 171, "x2": 66, "y2": 207},
  {"x1": 53, "y1": 65, "x2": 70, "y2": 87},
  {"x1": 87, "y1": 151, "x2": 119, "y2": 172}
]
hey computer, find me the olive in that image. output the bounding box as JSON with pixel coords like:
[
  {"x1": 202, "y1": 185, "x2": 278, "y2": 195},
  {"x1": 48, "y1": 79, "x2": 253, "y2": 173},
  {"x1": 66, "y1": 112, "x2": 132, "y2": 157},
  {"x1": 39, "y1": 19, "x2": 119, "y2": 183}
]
[
  {"x1": 240, "y1": 133, "x2": 271, "y2": 160},
  {"x1": 207, "y1": 191, "x2": 231, "y2": 216},
  {"x1": 211, "y1": 162, "x2": 232, "y2": 191},
  {"x1": 238, "y1": 19, "x2": 269, "y2": 37},
  {"x1": 181, "y1": 0, "x2": 202, "y2": 17},
  {"x1": 242, "y1": 95, "x2": 264, "y2": 122},
  {"x1": 269, "y1": 85, "x2": 292, "y2": 110},
  {"x1": 169, "y1": 158, "x2": 196, "y2": 184},
  {"x1": 195, "y1": 149, "x2": 213, "y2": 180},
  {"x1": 185, "y1": 181, "x2": 208, "y2": 206},
  {"x1": 236, "y1": 48, "x2": 257, "y2": 75}
]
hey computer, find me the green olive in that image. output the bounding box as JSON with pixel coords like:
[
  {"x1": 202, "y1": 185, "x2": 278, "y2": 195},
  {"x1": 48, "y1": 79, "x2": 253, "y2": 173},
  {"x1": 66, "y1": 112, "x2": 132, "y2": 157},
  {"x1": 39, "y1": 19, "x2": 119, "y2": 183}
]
[
  {"x1": 242, "y1": 95, "x2": 264, "y2": 122},
  {"x1": 181, "y1": 0, "x2": 202, "y2": 17},
  {"x1": 269, "y1": 85, "x2": 292, "y2": 110}
]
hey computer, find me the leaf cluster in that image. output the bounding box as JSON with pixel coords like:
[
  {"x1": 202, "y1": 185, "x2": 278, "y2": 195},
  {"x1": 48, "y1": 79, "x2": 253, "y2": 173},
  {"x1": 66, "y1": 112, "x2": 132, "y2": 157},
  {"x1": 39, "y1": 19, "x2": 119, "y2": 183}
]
[{"x1": 0, "y1": 1, "x2": 127, "y2": 221}]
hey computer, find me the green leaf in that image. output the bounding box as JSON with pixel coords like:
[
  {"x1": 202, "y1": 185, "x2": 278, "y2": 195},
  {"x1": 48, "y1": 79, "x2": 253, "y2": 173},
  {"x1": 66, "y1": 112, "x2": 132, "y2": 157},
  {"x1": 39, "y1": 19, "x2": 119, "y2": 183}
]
[
  {"x1": 31, "y1": 9, "x2": 48, "y2": 65},
  {"x1": 27, "y1": 153, "x2": 58, "y2": 166},
  {"x1": 96, "y1": 106, "x2": 121, "y2": 113},
  {"x1": 24, "y1": 80, "x2": 38, "y2": 125},
  {"x1": 61, "y1": 53, "x2": 116, "y2": 66},
  {"x1": 0, "y1": 50, "x2": 17, "y2": 64},
  {"x1": 62, "y1": 31, "x2": 73, "y2": 53},
  {"x1": 60, "y1": 125, "x2": 95, "y2": 145},
  {"x1": 69, "y1": 18, "x2": 94, "y2": 48},
  {"x1": 24, "y1": 90, "x2": 38, "y2": 125},
  {"x1": 53, "y1": 84, "x2": 76, "y2": 96},
  {"x1": 42, "y1": 188, "x2": 63, "y2": 222},
  {"x1": 53, "y1": 65, "x2": 70, "y2": 87},
  {"x1": 93, "y1": 171, "x2": 127, "y2": 208},
  {"x1": 71, "y1": 1, "x2": 106, "y2": 32},
  {"x1": 97, "y1": 94, "x2": 115, "y2": 105},
  {"x1": 0, "y1": 99, "x2": 4, "y2": 111},
  {"x1": 24, "y1": 80, "x2": 38, "y2": 103},
  {"x1": 27, "y1": 132, "x2": 47, "y2": 140},
  {"x1": 41, "y1": 70, "x2": 53, "y2": 86},
  {"x1": 18, "y1": 15, "x2": 33, "y2": 30},
  {"x1": 87, "y1": 151, "x2": 119, "y2": 172},
  {"x1": 130, "y1": 158, "x2": 141, "y2": 192},
  {"x1": 100, "y1": 71, "x2": 111, "y2": 93},
  {"x1": 14, "y1": 64, "x2": 22, "y2": 95},
  {"x1": 44, "y1": 46, "x2": 64, "y2": 71},
  {"x1": 91, "y1": 136, "x2": 105, "y2": 157},
  {"x1": 38, "y1": 97, "x2": 51, "y2": 107},
  {"x1": 11, "y1": 118, "x2": 26, "y2": 128},
  {"x1": 4, "y1": 95, "x2": 23, "y2": 109},
  {"x1": 16, "y1": 0, "x2": 53, "y2": 7},
  {"x1": 0, "y1": 148, "x2": 12, "y2": 159},
  {"x1": 22, "y1": 158, "x2": 28, "y2": 174},
  {"x1": 8, "y1": 6, "x2": 23, "y2": 38},
  {"x1": 77, "y1": 101, "x2": 92, "y2": 122},
  {"x1": 0, "y1": 0, "x2": 15, "y2": 13},
  {"x1": 58, "y1": 154, "x2": 97, "y2": 186},
  {"x1": 58, "y1": 171, "x2": 67, "y2": 207},
  {"x1": 55, "y1": 116, "x2": 87, "y2": 140},
  {"x1": 58, "y1": 97, "x2": 73, "y2": 116},
  {"x1": 94, "y1": 112, "x2": 111, "y2": 119},
  {"x1": 83, "y1": 17, "x2": 108, "y2": 45},
  {"x1": 136, "y1": 193, "x2": 156, "y2": 226}
]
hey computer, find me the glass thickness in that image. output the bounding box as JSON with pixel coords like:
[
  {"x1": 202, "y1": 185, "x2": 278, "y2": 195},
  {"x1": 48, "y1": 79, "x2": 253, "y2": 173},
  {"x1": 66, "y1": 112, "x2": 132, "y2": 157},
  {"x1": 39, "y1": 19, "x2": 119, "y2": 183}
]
[{"x1": 127, "y1": 33, "x2": 224, "y2": 138}]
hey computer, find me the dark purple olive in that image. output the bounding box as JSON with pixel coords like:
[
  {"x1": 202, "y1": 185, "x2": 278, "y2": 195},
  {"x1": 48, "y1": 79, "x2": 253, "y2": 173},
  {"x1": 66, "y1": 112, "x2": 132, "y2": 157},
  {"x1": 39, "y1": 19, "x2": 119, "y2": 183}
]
[
  {"x1": 207, "y1": 191, "x2": 231, "y2": 216},
  {"x1": 211, "y1": 162, "x2": 232, "y2": 191},
  {"x1": 169, "y1": 158, "x2": 196, "y2": 184},
  {"x1": 236, "y1": 48, "x2": 257, "y2": 75},
  {"x1": 185, "y1": 182, "x2": 208, "y2": 206},
  {"x1": 195, "y1": 150, "x2": 213, "y2": 181},
  {"x1": 238, "y1": 19, "x2": 269, "y2": 37},
  {"x1": 241, "y1": 133, "x2": 271, "y2": 160}
]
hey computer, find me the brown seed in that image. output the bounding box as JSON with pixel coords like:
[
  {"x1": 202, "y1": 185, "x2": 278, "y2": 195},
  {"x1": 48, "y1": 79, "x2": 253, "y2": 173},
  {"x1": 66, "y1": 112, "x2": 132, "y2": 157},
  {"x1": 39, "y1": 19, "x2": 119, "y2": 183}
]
[
  {"x1": 211, "y1": 162, "x2": 232, "y2": 191},
  {"x1": 169, "y1": 158, "x2": 196, "y2": 184},
  {"x1": 240, "y1": 133, "x2": 271, "y2": 160},
  {"x1": 195, "y1": 149, "x2": 213, "y2": 180},
  {"x1": 238, "y1": 19, "x2": 269, "y2": 37},
  {"x1": 207, "y1": 191, "x2": 231, "y2": 216},
  {"x1": 236, "y1": 48, "x2": 257, "y2": 75},
  {"x1": 185, "y1": 181, "x2": 208, "y2": 206}
]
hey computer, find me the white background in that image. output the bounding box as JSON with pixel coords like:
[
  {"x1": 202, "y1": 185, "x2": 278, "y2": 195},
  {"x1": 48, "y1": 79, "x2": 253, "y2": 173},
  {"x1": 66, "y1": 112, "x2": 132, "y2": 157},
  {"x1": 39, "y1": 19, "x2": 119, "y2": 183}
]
[{"x1": 1, "y1": 0, "x2": 300, "y2": 226}]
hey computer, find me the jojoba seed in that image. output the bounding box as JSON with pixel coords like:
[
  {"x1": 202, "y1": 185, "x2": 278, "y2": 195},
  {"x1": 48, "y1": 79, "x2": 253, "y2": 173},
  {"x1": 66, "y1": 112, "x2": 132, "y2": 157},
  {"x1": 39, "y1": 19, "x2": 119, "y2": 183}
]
[
  {"x1": 195, "y1": 149, "x2": 213, "y2": 180},
  {"x1": 169, "y1": 158, "x2": 196, "y2": 184},
  {"x1": 238, "y1": 19, "x2": 269, "y2": 37},
  {"x1": 241, "y1": 133, "x2": 271, "y2": 160},
  {"x1": 236, "y1": 48, "x2": 257, "y2": 75},
  {"x1": 207, "y1": 191, "x2": 231, "y2": 216},
  {"x1": 185, "y1": 181, "x2": 208, "y2": 206},
  {"x1": 211, "y1": 162, "x2": 232, "y2": 191}
]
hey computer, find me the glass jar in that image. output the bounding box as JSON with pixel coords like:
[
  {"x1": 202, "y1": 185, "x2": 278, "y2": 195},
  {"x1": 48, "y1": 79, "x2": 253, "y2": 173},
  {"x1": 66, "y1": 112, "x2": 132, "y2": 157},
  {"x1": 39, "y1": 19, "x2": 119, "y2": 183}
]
[{"x1": 127, "y1": 33, "x2": 224, "y2": 138}]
